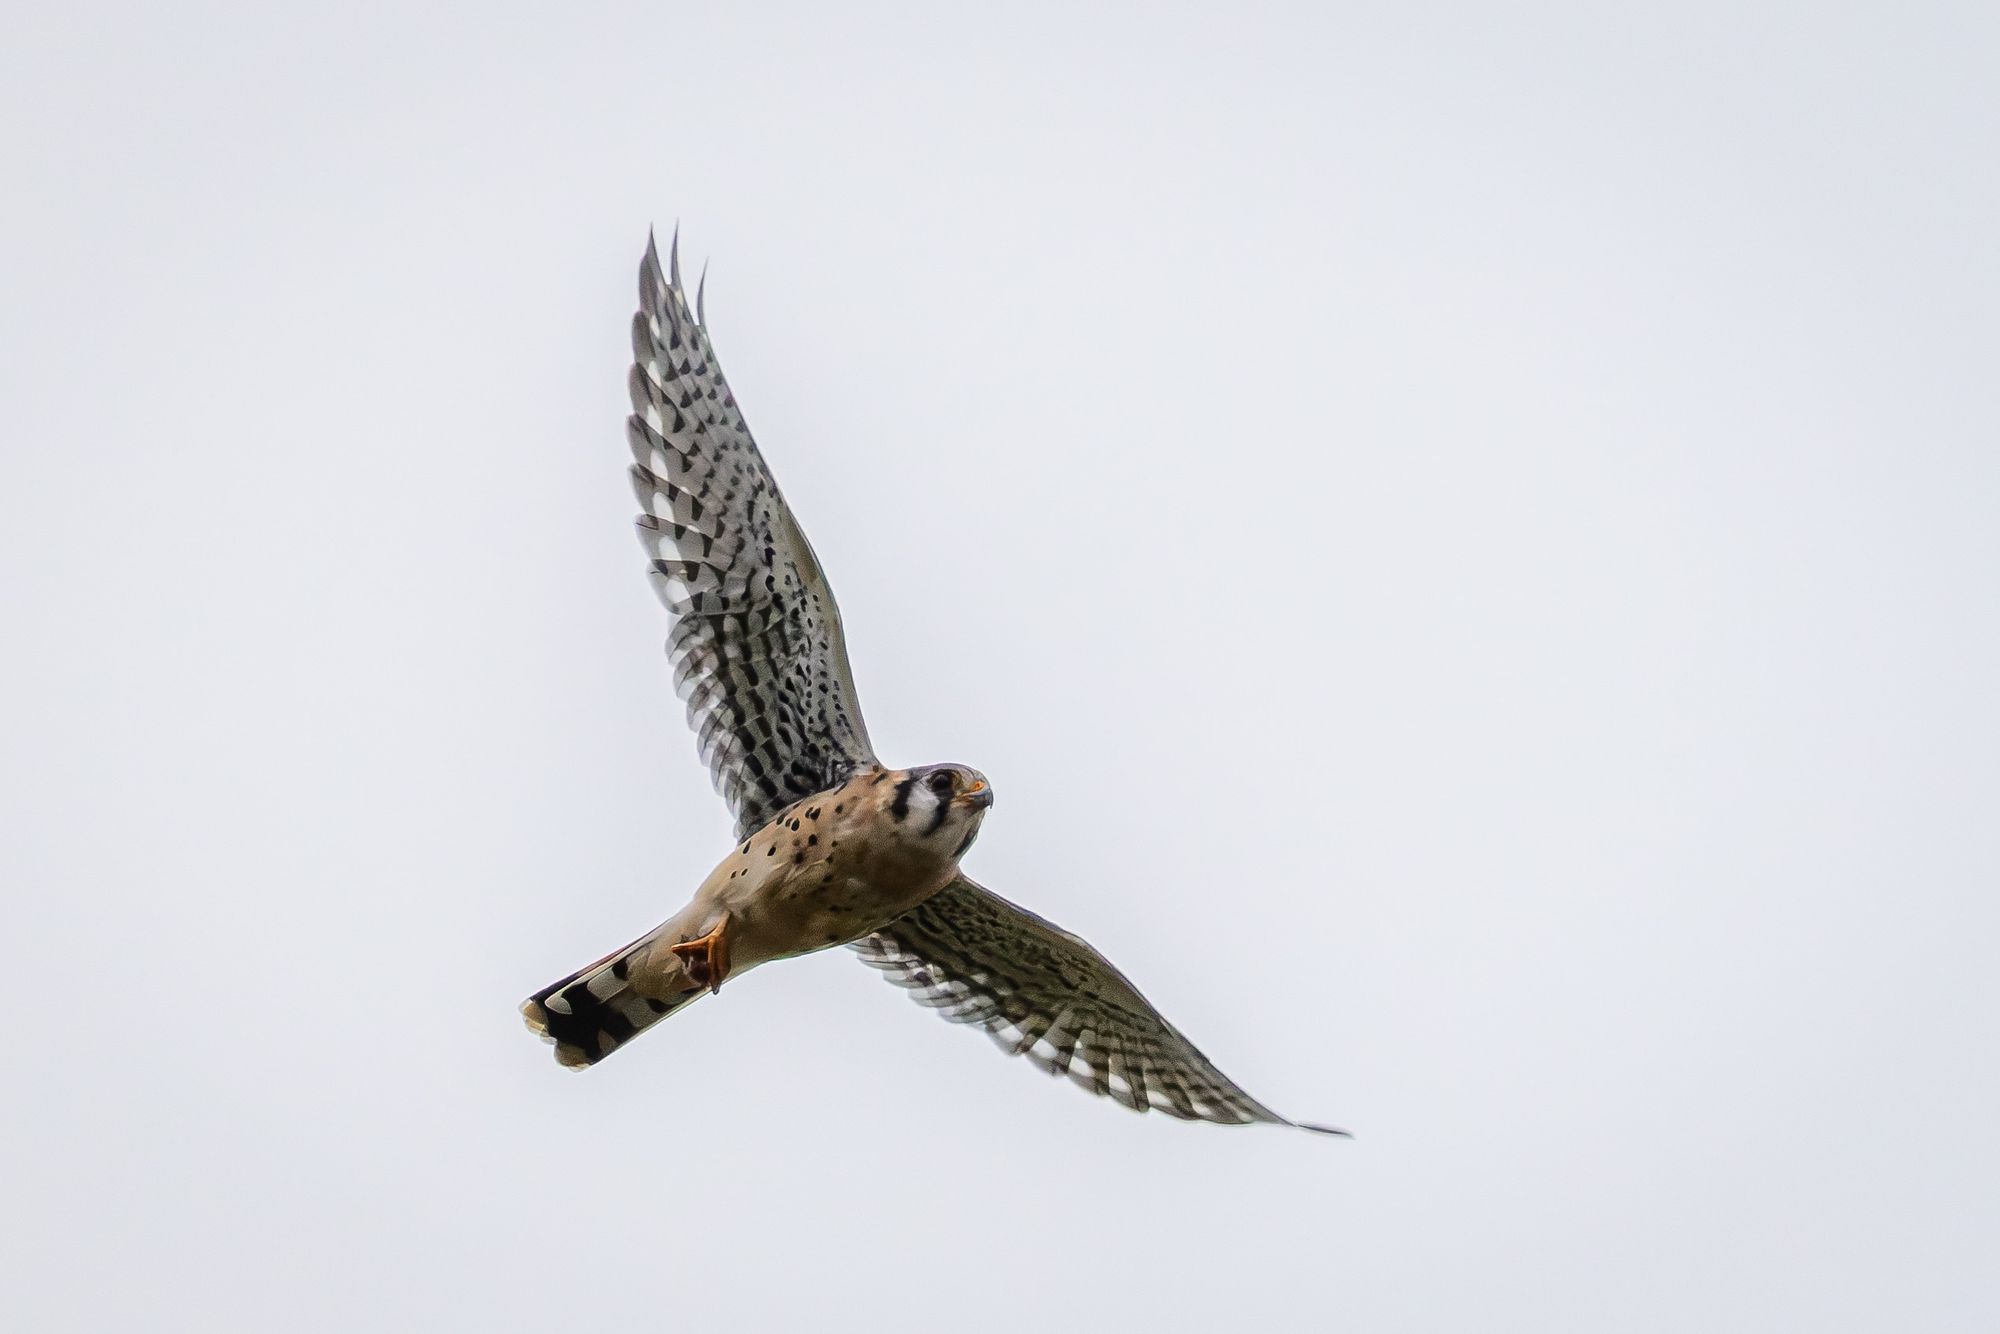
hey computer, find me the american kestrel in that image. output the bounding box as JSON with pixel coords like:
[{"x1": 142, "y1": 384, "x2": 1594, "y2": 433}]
[{"x1": 522, "y1": 232, "x2": 1342, "y2": 1135}]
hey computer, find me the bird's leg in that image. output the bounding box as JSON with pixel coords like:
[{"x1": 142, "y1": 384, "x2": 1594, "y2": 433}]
[{"x1": 670, "y1": 911, "x2": 734, "y2": 994}]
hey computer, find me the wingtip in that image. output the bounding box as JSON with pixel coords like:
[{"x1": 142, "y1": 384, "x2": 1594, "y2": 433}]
[
  {"x1": 669, "y1": 222, "x2": 682, "y2": 290},
  {"x1": 696, "y1": 260, "x2": 709, "y2": 326},
  {"x1": 641, "y1": 227, "x2": 663, "y2": 291},
  {"x1": 1296, "y1": 1120, "x2": 1353, "y2": 1139}
]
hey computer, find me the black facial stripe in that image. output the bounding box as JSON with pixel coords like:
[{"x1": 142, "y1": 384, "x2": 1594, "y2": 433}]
[
  {"x1": 924, "y1": 797, "x2": 951, "y2": 836},
  {"x1": 889, "y1": 775, "x2": 917, "y2": 821}
]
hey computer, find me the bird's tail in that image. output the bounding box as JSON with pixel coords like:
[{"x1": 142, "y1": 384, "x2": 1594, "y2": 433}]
[{"x1": 521, "y1": 930, "x2": 702, "y2": 1068}]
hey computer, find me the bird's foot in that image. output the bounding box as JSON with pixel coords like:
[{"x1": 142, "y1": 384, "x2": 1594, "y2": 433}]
[{"x1": 670, "y1": 912, "x2": 733, "y2": 994}]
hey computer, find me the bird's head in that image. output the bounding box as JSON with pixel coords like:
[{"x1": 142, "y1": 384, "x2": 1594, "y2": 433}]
[{"x1": 890, "y1": 763, "x2": 994, "y2": 858}]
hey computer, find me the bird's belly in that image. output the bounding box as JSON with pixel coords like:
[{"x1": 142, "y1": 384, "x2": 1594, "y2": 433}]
[{"x1": 728, "y1": 866, "x2": 940, "y2": 963}]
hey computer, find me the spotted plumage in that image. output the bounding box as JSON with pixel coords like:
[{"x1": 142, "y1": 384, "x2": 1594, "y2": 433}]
[
  {"x1": 522, "y1": 230, "x2": 1340, "y2": 1135},
  {"x1": 523, "y1": 763, "x2": 990, "y2": 1066}
]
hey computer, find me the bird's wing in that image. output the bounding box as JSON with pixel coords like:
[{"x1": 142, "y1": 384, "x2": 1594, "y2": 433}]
[
  {"x1": 854, "y1": 876, "x2": 1342, "y2": 1133},
  {"x1": 627, "y1": 232, "x2": 877, "y2": 838}
]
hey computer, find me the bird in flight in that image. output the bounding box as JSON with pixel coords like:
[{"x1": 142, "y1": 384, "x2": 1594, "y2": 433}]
[{"x1": 522, "y1": 231, "x2": 1343, "y2": 1135}]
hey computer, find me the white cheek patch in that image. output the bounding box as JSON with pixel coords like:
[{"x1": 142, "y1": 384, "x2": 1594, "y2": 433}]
[{"x1": 910, "y1": 785, "x2": 949, "y2": 832}]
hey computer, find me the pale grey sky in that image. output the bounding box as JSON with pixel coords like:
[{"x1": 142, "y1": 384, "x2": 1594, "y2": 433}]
[{"x1": 5, "y1": 3, "x2": 1997, "y2": 1330}]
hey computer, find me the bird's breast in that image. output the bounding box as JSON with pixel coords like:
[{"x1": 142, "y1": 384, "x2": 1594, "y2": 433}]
[{"x1": 705, "y1": 780, "x2": 959, "y2": 965}]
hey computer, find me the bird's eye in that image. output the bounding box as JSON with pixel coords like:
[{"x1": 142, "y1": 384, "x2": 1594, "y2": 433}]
[{"x1": 929, "y1": 771, "x2": 956, "y2": 795}]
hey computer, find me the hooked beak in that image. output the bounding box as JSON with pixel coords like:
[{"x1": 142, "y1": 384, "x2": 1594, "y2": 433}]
[{"x1": 956, "y1": 779, "x2": 994, "y2": 811}]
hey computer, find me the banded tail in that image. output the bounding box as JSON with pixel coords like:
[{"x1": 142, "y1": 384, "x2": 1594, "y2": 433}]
[{"x1": 521, "y1": 932, "x2": 702, "y2": 1068}]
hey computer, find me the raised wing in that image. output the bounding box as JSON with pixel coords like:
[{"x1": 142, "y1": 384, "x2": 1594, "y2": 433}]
[
  {"x1": 628, "y1": 232, "x2": 876, "y2": 837},
  {"x1": 855, "y1": 877, "x2": 1343, "y2": 1134}
]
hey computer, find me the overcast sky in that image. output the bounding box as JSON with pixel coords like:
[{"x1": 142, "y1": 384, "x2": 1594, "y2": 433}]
[{"x1": 5, "y1": 3, "x2": 1997, "y2": 1330}]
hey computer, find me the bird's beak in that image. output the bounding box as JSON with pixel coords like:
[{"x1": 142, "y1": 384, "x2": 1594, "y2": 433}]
[{"x1": 956, "y1": 780, "x2": 994, "y2": 811}]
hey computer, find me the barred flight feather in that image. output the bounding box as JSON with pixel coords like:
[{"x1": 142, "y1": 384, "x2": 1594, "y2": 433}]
[
  {"x1": 520, "y1": 932, "x2": 704, "y2": 1068},
  {"x1": 856, "y1": 877, "x2": 1346, "y2": 1134},
  {"x1": 627, "y1": 229, "x2": 876, "y2": 838}
]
